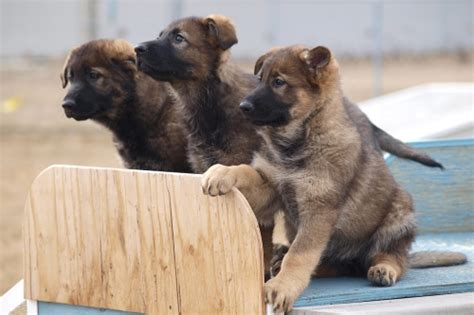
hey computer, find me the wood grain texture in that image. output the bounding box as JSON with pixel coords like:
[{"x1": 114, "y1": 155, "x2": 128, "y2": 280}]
[{"x1": 23, "y1": 165, "x2": 264, "y2": 315}]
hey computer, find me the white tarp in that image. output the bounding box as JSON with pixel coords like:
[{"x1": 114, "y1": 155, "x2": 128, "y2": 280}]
[{"x1": 359, "y1": 83, "x2": 474, "y2": 142}]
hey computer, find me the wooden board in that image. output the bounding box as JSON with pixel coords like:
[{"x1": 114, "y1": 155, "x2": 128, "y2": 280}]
[{"x1": 23, "y1": 165, "x2": 264, "y2": 315}]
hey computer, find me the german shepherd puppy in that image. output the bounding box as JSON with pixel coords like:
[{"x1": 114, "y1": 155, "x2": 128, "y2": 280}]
[
  {"x1": 135, "y1": 15, "x2": 260, "y2": 173},
  {"x1": 61, "y1": 39, "x2": 191, "y2": 172},
  {"x1": 202, "y1": 45, "x2": 465, "y2": 312}
]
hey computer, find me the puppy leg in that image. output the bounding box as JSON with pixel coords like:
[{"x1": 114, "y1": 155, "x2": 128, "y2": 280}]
[
  {"x1": 367, "y1": 234, "x2": 411, "y2": 286},
  {"x1": 269, "y1": 220, "x2": 338, "y2": 279},
  {"x1": 367, "y1": 253, "x2": 405, "y2": 286},
  {"x1": 201, "y1": 164, "x2": 254, "y2": 195},
  {"x1": 367, "y1": 195, "x2": 413, "y2": 287},
  {"x1": 265, "y1": 210, "x2": 337, "y2": 313},
  {"x1": 201, "y1": 164, "x2": 277, "y2": 213}
]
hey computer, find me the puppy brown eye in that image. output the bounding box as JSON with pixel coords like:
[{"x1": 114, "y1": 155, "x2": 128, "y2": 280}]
[
  {"x1": 89, "y1": 71, "x2": 101, "y2": 80},
  {"x1": 175, "y1": 34, "x2": 185, "y2": 43},
  {"x1": 273, "y1": 78, "x2": 286, "y2": 87}
]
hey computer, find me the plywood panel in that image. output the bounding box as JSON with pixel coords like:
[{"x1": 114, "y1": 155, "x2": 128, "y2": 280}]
[
  {"x1": 166, "y1": 174, "x2": 264, "y2": 315},
  {"x1": 23, "y1": 165, "x2": 264, "y2": 314}
]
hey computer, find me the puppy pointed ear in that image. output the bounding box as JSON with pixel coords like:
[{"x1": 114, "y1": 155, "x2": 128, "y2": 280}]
[
  {"x1": 302, "y1": 46, "x2": 331, "y2": 71},
  {"x1": 60, "y1": 49, "x2": 75, "y2": 88},
  {"x1": 254, "y1": 53, "x2": 268, "y2": 75},
  {"x1": 254, "y1": 48, "x2": 278, "y2": 75},
  {"x1": 109, "y1": 39, "x2": 138, "y2": 73},
  {"x1": 204, "y1": 14, "x2": 238, "y2": 50}
]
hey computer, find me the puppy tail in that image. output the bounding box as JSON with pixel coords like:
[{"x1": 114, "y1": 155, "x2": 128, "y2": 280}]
[
  {"x1": 373, "y1": 125, "x2": 444, "y2": 169},
  {"x1": 409, "y1": 251, "x2": 467, "y2": 268}
]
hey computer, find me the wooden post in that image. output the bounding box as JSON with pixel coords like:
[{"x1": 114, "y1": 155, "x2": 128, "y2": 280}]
[{"x1": 23, "y1": 165, "x2": 265, "y2": 314}]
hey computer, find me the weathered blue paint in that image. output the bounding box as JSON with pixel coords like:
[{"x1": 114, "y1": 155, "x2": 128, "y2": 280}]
[
  {"x1": 386, "y1": 139, "x2": 474, "y2": 233},
  {"x1": 38, "y1": 301, "x2": 142, "y2": 314},
  {"x1": 295, "y1": 232, "x2": 474, "y2": 308}
]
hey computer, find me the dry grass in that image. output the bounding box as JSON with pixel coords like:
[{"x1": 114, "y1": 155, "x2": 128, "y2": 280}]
[{"x1": 1, "y1": 53, "x2": 472, "y2": 294}]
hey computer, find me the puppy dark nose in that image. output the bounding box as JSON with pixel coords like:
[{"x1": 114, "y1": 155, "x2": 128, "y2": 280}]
[
  {"x1": 239, "y1": 101, "x2": 254, "y2": 113},
  {"x1": 62, "y1": 100, "x2": 76, "y2": 110},
  {"x1": 134, "y1": 44, "x2": 147, "y2": 55}
]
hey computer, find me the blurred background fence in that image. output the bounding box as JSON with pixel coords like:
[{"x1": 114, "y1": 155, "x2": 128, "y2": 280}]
[
  {"x1": 2, "y1": 0, "x2": 472, "y2": 96},
  {"x1": 1, "y1": 0, "x2": 473, "y2": 58}
]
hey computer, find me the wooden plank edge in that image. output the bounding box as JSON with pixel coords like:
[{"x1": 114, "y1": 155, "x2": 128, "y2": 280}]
[
  {"x1": 293, "y1": 282, "x2": 474, "y2": 308},
  {"x1": 291, "y1": 292, "x2": 474, "y2": 314}
]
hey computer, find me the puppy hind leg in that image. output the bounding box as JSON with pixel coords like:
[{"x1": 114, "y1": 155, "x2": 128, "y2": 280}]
[
  {"x1": 367, "y1": 225, "x2": 411, "y2": 286},
  {"x1": 367, "y1": 192, "x2": 414, "y2": 286},
  {"x1": 367, "y1": 252, "x2": 407, "y2": 286}
]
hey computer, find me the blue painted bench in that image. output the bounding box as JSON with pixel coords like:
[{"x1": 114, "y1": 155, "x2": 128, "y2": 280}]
[{"x1": 26, "y1": 139, "x2": 473, "y2": 314}]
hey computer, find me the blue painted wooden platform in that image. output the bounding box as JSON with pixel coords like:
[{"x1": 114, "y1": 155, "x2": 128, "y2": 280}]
[
  {"x1": 386, "y1": 139, "x2": 474, "y2": 234},
  {"x1": 294, "y1": 232, "x2": 474, "y2": 308},
  {"x1": 38, "y1": 302, "x2": 142, "y2": 314}
]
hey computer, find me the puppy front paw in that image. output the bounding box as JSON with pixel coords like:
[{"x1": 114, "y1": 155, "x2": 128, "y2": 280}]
[
  {"x1": 201, "y1": 164, "x2": 237, "y2": 196},
  {"x1": 264, "y1": 276, "x2": 299, "y2": 313}
]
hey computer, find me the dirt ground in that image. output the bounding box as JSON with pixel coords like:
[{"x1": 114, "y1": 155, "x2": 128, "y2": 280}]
[{"x1": 0, "y1": 53, "x2": 473, "y2": 294}]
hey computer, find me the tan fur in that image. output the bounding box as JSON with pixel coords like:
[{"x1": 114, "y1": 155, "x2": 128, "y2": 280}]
[
  {"x1": 272, "y1": 212, "x2": 290, "y2": 247},
  {"x1": 368, "y1": 253, "x2": 404, "y2": 286},
  {"x1": 202, "y1": 164, "x2": 279, "y2": 224},
  {"x1": 205, "y1": 14, "x2": 238, "y2": 49},
  {"x1": 409, "y1": 251, "x2": 467, "y2": 268}
]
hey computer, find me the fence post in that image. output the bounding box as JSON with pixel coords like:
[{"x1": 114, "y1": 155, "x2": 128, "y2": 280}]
[{"x1": 372, "y1": 0, "x2": 384, "y2": 97}]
